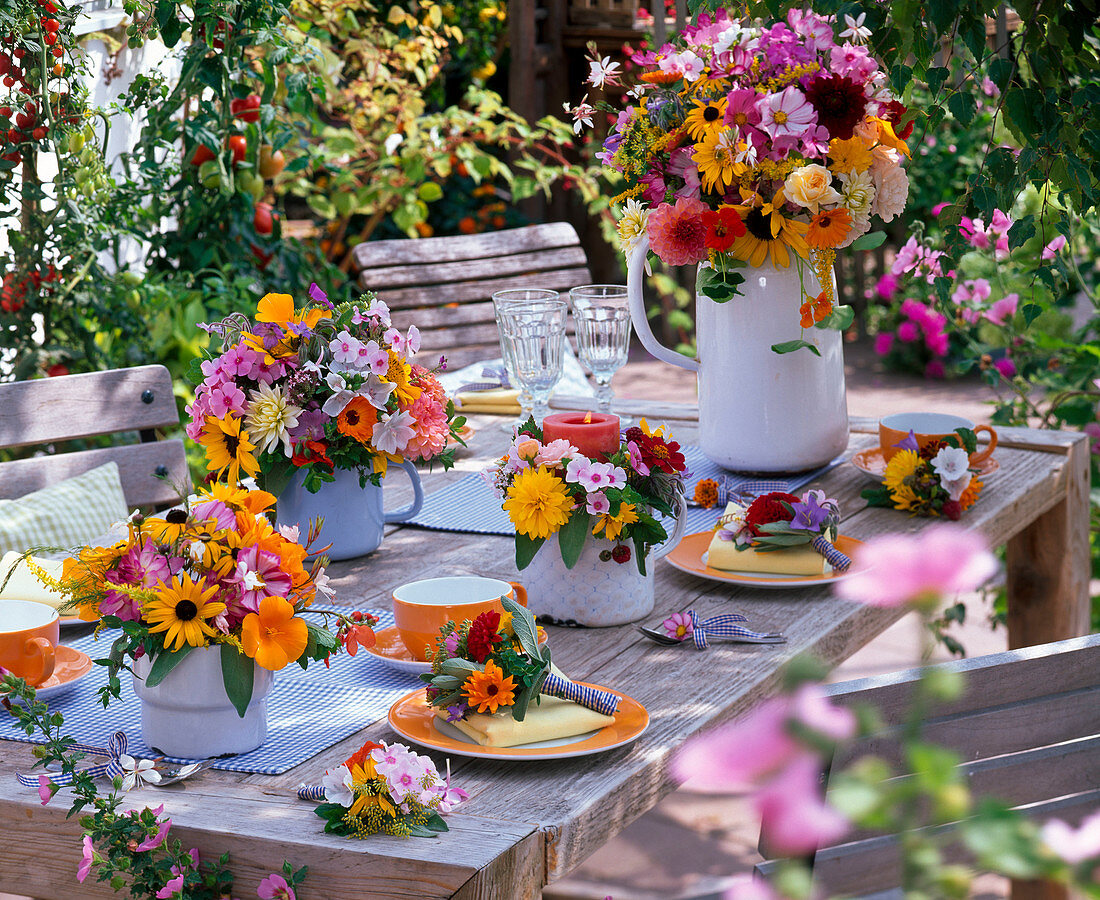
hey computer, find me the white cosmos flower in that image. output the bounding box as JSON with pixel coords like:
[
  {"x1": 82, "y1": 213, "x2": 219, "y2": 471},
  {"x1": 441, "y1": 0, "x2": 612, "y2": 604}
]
[
  {"x1": 586, "y1": 55, "x2": 621, "y2": 89},
  {"x1": 119, "y1": 755, "x2": 162, "y2": 791},
  {"x1": 931, "y1": 446, "x2": 972, "y2": 501},
  {"x1": 245, "y1": 382, "x2": 302, "y2": 457}
]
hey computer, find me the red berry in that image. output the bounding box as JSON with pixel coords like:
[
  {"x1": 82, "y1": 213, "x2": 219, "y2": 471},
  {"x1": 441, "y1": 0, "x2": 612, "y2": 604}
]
[
  {"x1": 943, "y1": 500, "x2": 962, "y2": 521},
  {"x1": 351, "y1": 611, "x2": 363, "y2": 622},
  {"x1": 44, "y1": 19, "x2": 60, "y2": 33},
  {"x1": 6, "y1": 128, "x2": 19, "y2": 143},
  {"x1": 3, "y1": 77, "x2": 14, "y2": 88},
  {"x1": 44, "y1": 2, "x2": 58, "y2": 12},
  {"x1": 0, "y1": 56, "x2": 10, "y2": 76},
  {"x1": 45, "y1": 362, "x2": 68, "y2": 377},
  {"x1": 611, "y1": 544, "x2": 631, "y2": 564},
  {"x1": 24, "y1": 101, "x2": 35, "y2": 113}
]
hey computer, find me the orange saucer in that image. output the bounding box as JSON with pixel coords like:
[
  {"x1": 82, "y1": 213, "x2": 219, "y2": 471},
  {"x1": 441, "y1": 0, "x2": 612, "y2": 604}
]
[
  {"x1": 364, "y1": 625, "x2": 433, "y2": 674},
  {"x1": 33, "y1": 645, "x2": 94, "y2": 701},
  {"x1": 852, "y1": 447, "x2": 999, "y2": 481}
]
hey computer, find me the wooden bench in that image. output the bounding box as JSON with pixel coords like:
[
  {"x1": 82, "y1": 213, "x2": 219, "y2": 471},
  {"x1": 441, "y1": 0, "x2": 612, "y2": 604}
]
[
  {"x1": 350, "y1": 222, "x2": 592, "y2": 370},
  {"x1": 756, "y1": 634, "x2": 1100, "y2": 899},
  {"x1": 0, "y1": 365, "x2": 189, "y2": 509}
]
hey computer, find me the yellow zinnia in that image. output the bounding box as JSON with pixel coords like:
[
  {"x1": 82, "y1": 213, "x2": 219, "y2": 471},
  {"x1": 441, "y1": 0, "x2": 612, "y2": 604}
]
[
  {"x1": 883, "y1": 449, "x2": 921, "y2": 511},
  {"x1": 200, "y1": 414, "x2": 260, "y2": 487},
  {"x1": 828, "y1": 136, "x2": 873, "y2": 174},
  {"x1": 144, "y1": 573, "x2": 226, "y2": 651},
  {"x1": 729, "y1": 190, "x2": 809, "y2": 268},
  {"x1": 503, "y1": 466, "x2": 574, "y2": 539},
  {"x1": 593, "y1": 501, "x2": 640, "y2": 541}
]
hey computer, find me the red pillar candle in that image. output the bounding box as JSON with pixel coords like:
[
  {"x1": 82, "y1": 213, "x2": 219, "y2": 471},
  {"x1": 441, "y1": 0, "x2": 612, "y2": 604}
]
[{"x1": 542, "y1": 412, "x2": 621, "y2": 459}]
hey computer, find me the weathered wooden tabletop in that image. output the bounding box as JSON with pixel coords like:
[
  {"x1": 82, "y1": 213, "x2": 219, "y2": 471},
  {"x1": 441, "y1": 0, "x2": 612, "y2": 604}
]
[{"x1": 0, "y1": 403, "x2": 1090, "y2": 900}]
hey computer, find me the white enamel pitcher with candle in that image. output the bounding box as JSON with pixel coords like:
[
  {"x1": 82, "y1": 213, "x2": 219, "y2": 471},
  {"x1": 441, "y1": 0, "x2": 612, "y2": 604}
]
[{"x1": 627, "y1": 236, "x2": 849, "y2": 472}]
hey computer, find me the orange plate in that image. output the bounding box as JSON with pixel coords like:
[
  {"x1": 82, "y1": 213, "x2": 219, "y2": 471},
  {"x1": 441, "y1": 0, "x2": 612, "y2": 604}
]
[
  {"x1": 34, "y1": 645, "x2": 94, "y2": 700},
  {"x1": 852, "y1": 447, "x2": 999, "y2": 481},
  {"x1": 664, "y1": 531, "x2": 864, "y2": 589},
  {"x1": 365, "y1": 625, "x2": 548, "y2": 675},
  {"x1": 388, "y1": 687, "x2": 648, "y2": 760}
]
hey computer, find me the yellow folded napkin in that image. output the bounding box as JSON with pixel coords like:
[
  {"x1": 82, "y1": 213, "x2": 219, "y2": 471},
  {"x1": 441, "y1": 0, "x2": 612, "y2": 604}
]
[
  {"x1": 0, "y1": 551, "x2": 68, "y2": 608},
  {"x1": 454, "y1": 388, "x2": 521, "y2": 416},
  {"x1": 437, "y1": 695, "x2": 614, "y2": 748},
  {"x1": 707, "y1": 502, "x2": 831, "y2": 576}
]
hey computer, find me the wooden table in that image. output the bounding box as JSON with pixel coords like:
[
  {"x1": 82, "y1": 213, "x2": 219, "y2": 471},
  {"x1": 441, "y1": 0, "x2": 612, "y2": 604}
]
[{"x1": 0, "y1": 406, "x2": 1090, "y2": 899}]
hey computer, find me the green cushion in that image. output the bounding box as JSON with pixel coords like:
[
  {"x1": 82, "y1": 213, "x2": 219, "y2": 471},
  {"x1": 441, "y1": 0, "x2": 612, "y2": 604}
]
[{"x1": 0, "y1": 462, "x2": 129, "y2": 554}]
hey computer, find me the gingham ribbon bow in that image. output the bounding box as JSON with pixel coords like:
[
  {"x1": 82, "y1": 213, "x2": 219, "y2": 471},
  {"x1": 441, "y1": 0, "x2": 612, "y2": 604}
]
[
  {"x1": 541, "y1": 672, "x2": 621, "y2": 716},
  {"x1": 455, "y1": 365, "x2": 511, "y2": 394},
  {"x1": 689, "y1": 610, "x2": 760, "y2": 650},
  {"x1": 17, "y1": 731, "x2": 129, "y2": 789},
  {"x1": 810, "y1": 535, "x2": 851, "y2": 571}
]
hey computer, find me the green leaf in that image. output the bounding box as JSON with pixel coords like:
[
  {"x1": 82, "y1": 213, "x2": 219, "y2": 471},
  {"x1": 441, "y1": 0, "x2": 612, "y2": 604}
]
[
  {"x1": 501, "y1": 594, "x2": 541, "y2": 660},
  {"x1": 557, "y1": 511, "x2": 591, "y2": 569},
  {"x1": 144, "y1": 644, "x2": 194, "y2": 688},
  {"x1": 515, "y1": 533, "x2": 545, "y2": 570},
  {"x1": 1022, "y1": 303, "x2": 1043, "y2": 326},
  {"x1": 771, "y1": 340, "x2": 821, "y2": 356},
  {"x1": 925, "y1": 66, "x2": 949, "y2": 96},
  {"x1": 849, "y1": 231, "x2": 887, "y2": 251},
  {"x1": 220, "y1": 643, "x2": 255, "y2": 718},
  {"x1": 417, "y1": 182, "x2": 443, "y2": 203}
]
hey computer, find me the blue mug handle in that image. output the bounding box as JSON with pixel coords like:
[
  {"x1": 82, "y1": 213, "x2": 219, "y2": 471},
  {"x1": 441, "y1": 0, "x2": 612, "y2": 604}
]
[{"x1": 384, "y1": 460, "x2": 424, "y2": 523}]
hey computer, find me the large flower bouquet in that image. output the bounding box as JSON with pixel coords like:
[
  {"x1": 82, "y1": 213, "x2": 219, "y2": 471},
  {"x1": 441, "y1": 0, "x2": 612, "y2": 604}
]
[
  {"x1": 188, "y1": 286, "x2": 463, "y2": 496},
  {"x1": 42, "y1": 484, "x2": 374, "y2": 713},
  {"x1": 864, "y1": 429, "x2": 984, "y2": 519},
  {"x1": 574, "y1": 8, "x2": 910, "y2": 344},
  {"x1": 485, "y1": 418, "x2": 687, "y2": 574}
]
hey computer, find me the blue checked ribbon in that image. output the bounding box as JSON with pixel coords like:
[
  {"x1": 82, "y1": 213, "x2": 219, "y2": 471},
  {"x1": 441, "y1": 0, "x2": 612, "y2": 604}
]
[
  {"x1": 702, "y1": 476, "x2": 799, "y2": 509},
  {"x1": 17, "y1": 731, "x2": 129, "y2": 789},
  {"x1": 811, "y1": 535, "x2": 851, "y2": 571},
  {"x1": 541, "y1": 672, "x2": 621, "y2": 716},
  {"x1": 455, "y1": 365, "x2": 511, "y2": 394},
  {"x1": 688, "y1": 610, "x2": 775, "y2": 650},
  {"x1": 296, "y1": 783, "x2": 327, "y2": 802}
]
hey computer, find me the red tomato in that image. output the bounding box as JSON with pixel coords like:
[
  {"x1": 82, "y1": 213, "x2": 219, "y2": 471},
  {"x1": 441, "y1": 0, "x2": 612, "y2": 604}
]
[
  {"x1": 31, "y1": 126, "x2": 45, "y2": 140},
  {"x1": 190, "y1": 144, "x2": 215, "y2": 166},
  {"x1": 228, "y1": 134, "x2": 247, "y2": 166},
  {"x1": 1, "y1": 273, "x2": 26, "y2": 313},
  {"x1": 230, "y1": 94, "x2": 261, "y2": 124},
  {"x1": 46, "y1": 363, "x2": 69, "y2": 377},
  {"x1": 253, "y1": 201, "x2": 273, "y2": 236}
]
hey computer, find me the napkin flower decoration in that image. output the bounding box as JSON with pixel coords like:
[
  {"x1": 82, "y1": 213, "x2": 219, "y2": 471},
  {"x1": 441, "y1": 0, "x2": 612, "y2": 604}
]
[
  {"x1": 305, "y1": 739, "x2": 464, "y2": 838},
  {"x1": 864, "y1": 428, "x2": 984, "y2": 519},
  {"x1": 421, "y1": 596, "x2": 620, "y2": 721},
  {"x1": 716, "y1": 489, "x2": 850, "y2": 570}
]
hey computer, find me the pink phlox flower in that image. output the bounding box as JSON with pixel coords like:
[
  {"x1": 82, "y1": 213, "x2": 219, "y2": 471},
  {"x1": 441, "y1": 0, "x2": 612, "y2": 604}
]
[
  {"x1": 1041, "y1": 234, "x2": 1067, "y2": 260},
  {"x1": 984, "y1": 293, "x2": 1018, "y2": 326},
  {"x1": 232, "y1": 546, "x2": 293, "y2": 612},
  {"x1": 873, "y1": 332, "x2": 894, "y2": 356},
  {"x1": 38, "y1": 775, "x2": 52, "y2": 805},
  {"x1": 372, "y1": 409, "x2": 417, "y2": 455},
  {"x1": 586, "y1": 492, "x2": 611, "y2": 516},
  {"x1": 351, "y1": 299, "x2": 391, "y2": 326},
  {"x1": 754, "y1": 754, "x2": 849, "y2": 855},
  {"x1": 837, "y1": 524, "x2": 998, "y2": 607},
  {"x1": 565, "y1": 458, "x2": 625, "y2": 492},
  {"x1": 758, "y1": 86, "x2": 817, "y2": 139},
  {"x1": 406, "y1": 325, "x2": 421, "y2": 354},
  {"x1": 77, "y1": 834, "x2": 95, "y2": 883},
  {"x1": 1040, "y1": 811, "x2": 1100, "y2": 865},
  {"x1": 799, "y1": 123, "x2": 832, "y2": 157},
  {"x1": 136, "y1": 817, "x2": 171, "y2": 852},
  {"x1": 661, "y1": 612, "x2": 693, "y2": 641},
  {"x1": 829, "y1": 42, "x2": 877, "y2": 81},
  {"x1": 329, "y1": 330, "x2": 364, "y2": 366},
  {"x1": 662, "y1": 49, "x2": 705, "y2": 78},
  {"x1": 435, "y1": 781, "x2": 468, "y2": 815},
  {"x1": 257, "y1": 873, "x2": 296, "y2": 900},
  {"x1": 627, "y1": 440, "x2": 650, "y2": 476},
  {"x1": 207, "y1": 382, "x2": 247, "y2": 418},
  {"x1": 357, "y1": 339, "x2": 389, "y2": 376},
  {"x1": 383, "y1": 327, "x2": 406, "y2": 354}
]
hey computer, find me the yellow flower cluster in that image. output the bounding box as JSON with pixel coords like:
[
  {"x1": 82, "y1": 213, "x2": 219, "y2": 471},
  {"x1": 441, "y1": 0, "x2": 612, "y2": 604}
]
[{"x1": 759, "y1": 61, "x2": 820, "y2": 93}]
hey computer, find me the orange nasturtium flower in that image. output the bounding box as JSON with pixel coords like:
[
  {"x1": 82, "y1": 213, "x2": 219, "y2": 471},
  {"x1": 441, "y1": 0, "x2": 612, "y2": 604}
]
[
  {"x1": 241, "y1": 595, "x2": 309, "y2": 670},
  {"x1": 254, "y1": 292, "x2": 330, "y2": 329},
  {"x1": 799, "y1": 291, "x2": 834, "y2": 328}
]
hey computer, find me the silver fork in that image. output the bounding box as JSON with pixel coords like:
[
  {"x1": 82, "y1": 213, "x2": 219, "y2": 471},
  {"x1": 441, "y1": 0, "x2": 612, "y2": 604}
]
[{"x1": 636, "y1": 624, "x2": 787, "y2": 645}]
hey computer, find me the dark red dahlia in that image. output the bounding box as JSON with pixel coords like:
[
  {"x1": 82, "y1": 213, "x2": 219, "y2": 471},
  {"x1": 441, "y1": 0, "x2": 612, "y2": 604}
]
[
  {"x1": 743, "y1": 491, "x2": 800, "y2": 538},
  {"x1": 466, "y1": 610, "x2": 504, "y2": 663},
  {"x1": 803, "y1": 74, "x2": 867, "y2": 141},
  {"x1": 624, "y1": 427, "x2": 687, "y2": 474},
  {"x1": 878, "y1": 99, "x2": 914, "y2": 141}
]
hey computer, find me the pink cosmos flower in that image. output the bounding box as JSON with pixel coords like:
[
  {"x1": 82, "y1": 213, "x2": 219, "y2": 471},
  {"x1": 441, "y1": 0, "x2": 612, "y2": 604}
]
[
  {"x1": 646, "y1": 197, "x2": 709, "y2": 267},
  {"x1": 874, "y1": 332, "x2": 894, "y2": 356},
  {"x1": 757, "y1": 86, "x2": 817, "y2": 140},
  {"x1": 77, "y1": 835, "x2": 95, "y2": 883},
  {"x1": 985, "y1": 293, "x2": 1019, "y2": 326},
  {"x1": 755, "y1": 754, "x2": 849, "y2": 855},
  {"x1": 836, "y1": 525, "x2": 998, "y2": 608},
  {"x1": 722, "y1": 88, "x2": 762, "y2": 131},
  {"x1": 38, "y1": 775, "x2": 52, "y2": 805},
  {"x1": 137, "y1": 817, "x2": 172, "y2": 852},
  {"x1": 586, "y1": 492, "x2": 611, "y2": 516},
  {"x1": 233, "y1": 546, "x2": 293, "y2": 612},
  {"x1": 191, "y1": 499, "x2": 235, "y2": 531},
  {"x1": 1042, "y1": 235, "x2": 1067, "y2": 260},
  {"x1": 661, "y1": 612, "x2": 693, "y2": 641},
  {"x1": 1040, "y1": 811, "x2": 1100, "y2": 865},
  {"x1": 994, "y1": 356, "x2": 1017, "y2": 378},
  {"x1": 103, "y1": 538, "x2": 171, "y2": 621},
  {"x1": 257, "y1": 873, "x2": 296, "y2": 900}
]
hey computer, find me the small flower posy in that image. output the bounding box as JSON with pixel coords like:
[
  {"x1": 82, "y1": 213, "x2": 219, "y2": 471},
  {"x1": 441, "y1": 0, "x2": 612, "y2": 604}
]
[
  {"x1": 865, "y1": 428, "x2": 985, "y2": 519},
  {"x1": 715, "y1": 488, "x2": 850, "y2": 570},
  {"x1": 486, "y1": 417, "x2": 687, "y2": 574},
  {"x1": 306, "y1": 739, "x2": 465, "y2": 838}
]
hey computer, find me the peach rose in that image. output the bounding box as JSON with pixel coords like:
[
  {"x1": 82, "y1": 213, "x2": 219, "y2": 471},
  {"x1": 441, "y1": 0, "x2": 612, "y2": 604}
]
[{"x1": 784, "y1": 164, "x2": 842, "y2": 214}]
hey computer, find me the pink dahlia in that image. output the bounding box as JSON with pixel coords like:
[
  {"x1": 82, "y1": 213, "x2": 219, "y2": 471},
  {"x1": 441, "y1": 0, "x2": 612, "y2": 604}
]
[
  {"x1": 404, "y1": 393, "x2": 449, "y2": 461},
  {"x1": 646, "y1": 197, "x2": 708, "y2": 266}
]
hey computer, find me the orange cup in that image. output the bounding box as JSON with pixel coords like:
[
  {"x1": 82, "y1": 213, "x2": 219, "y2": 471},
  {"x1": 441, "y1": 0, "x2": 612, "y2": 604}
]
[
  {"x1": 879, "y1": 412, "x2": 998, "y2": 465},
  {"x1": 392, "y1": 576, "x2": 528, "y2": 662},
  {"x1": 0, "y1": 599, "x2": 58, "y2": 686}
]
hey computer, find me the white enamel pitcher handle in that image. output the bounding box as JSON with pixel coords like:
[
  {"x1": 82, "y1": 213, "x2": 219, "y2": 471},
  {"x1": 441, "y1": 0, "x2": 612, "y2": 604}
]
[
  {"x1": 383, "y1": 460, "x2": 424, "y2": 523},
  {"x1": 650, "y1": 491, "x2": 687, "y2": 561},
  {"x1": 627, "y1": 234, "x2": 700, "y2": 373}
]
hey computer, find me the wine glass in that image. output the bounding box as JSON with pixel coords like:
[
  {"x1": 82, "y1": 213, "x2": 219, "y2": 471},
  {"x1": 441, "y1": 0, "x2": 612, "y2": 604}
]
[
  {"x1": 495, "y1": 298, "x2": 568, "y2": 426},
  {"x1": 491, "y1": 289, "x2": 560, "y2": 427},
  {"x1": 569, "y1": 285, "x2": 632, "y2": 416}
]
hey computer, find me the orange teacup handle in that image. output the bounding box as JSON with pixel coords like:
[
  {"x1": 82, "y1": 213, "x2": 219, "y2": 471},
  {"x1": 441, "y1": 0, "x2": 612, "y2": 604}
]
[
  {"x1": 508, "y1": 582, "x2": 528, "y2": 608},
  {"x1": 22, "y1": 637, "x2": 55, "y2": 687},
  {"x1": 970, "y1": 425, "x2": 998, "y2": 465}
]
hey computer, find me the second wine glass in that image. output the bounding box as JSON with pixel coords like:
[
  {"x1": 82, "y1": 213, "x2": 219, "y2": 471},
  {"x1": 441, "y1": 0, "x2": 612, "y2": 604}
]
[{"x1": 569, "y1": 285, "x2": 632, "y2": 415}]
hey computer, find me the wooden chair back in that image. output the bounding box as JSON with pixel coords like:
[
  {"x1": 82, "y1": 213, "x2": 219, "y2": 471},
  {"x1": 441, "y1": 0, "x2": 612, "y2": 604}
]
[
  {"x1": 756, "y1": 634, "x2": 1100, "y2": 899},
  {"x1": 349, "y1": 222, "x2": 592, "y2": 370},
  {"x1": 0, "y1": 365, "x2": 189, "y2": 509}
]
